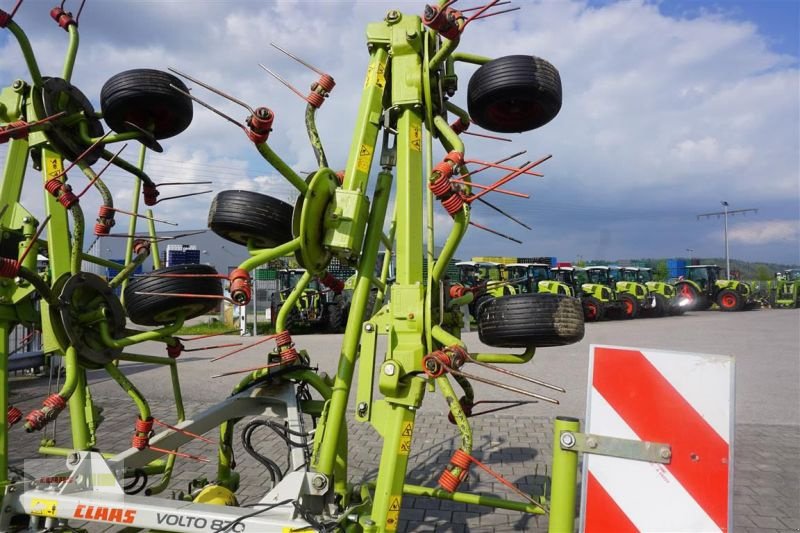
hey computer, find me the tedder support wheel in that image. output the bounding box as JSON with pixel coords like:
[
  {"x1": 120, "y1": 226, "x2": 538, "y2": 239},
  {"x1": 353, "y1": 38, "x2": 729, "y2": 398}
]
[
  {"x1": 101, "y1": 69, "x2": 193, "y2": 140},
  {"x1": 208, "y1": 190, "x2": 294, "y2": 249},
  {"x1": 124, "y1": 264, "x2": 222, "y2": 326},
  {"x1": 582, "y1": 296, "x2": 604, "y2": 322},
  {"x1": 717, "y1": 289, "x2": 743, "y2": 311},
  {"x1": 478, "y1": 293, "x2": 584, "y2": 348},
  {"x1": 652, "y1": 294, "x2": 668, "y2": 317},
  {"x1": 619, "y1": 294, "x2": 639, "y2": 319},
  {"x1": 467, "y1": 55, "x2": 562, "y2": 133}
]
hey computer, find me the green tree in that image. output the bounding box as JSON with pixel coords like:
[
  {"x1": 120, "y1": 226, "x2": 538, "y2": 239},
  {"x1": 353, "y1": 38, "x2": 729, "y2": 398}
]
[
  {"x1": 755, "y1": 264, "x2": 772, "y2": 281},
  {"x1": 652, "y1": 259, "x2": 668, "y2": 281}
]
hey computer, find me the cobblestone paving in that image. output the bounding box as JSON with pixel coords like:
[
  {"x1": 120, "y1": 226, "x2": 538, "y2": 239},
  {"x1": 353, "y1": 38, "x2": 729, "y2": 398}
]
[{"x1": 8, "y1": 381, "x2": 800, "y2": 532}]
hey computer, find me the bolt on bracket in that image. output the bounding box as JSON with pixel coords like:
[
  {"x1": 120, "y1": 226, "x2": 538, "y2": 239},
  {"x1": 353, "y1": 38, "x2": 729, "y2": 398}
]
[{"x1": 559, "y1": 431, "x2": 672, "y2": 464}]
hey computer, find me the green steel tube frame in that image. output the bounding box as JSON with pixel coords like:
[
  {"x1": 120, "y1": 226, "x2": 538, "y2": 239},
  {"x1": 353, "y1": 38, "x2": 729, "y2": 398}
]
[{"x1": 0, "y1": 7, "x2": 583, "y2": 532}]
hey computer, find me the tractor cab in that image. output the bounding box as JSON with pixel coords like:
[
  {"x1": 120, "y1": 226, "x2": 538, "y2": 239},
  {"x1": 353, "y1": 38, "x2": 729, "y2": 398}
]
[
  {"x1": 585, "y1": 266, "x2": 613, "y2": 286},
  {"x1": 456, "y1": 261, "x2": 504, "y2": 288},
  {"x1": 541, "y1": 264, "x2": 579, "y2": 297},
  {"x1": 684, "y1": 265, "x2": 719, "y2": 291},
  {"x1": 676, "y1": 265, "x2": 754, "y2": 311},
  {"x1": 505, "y1": 263, "x2": 550, "y2": 293}
]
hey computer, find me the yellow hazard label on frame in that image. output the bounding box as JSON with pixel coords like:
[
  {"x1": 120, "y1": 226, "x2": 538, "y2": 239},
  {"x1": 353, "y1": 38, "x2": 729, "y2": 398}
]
[
  {"x1": 30, "y1": 498, "x2": 58, "y2": 517},
  {"x1": 356, "y1": 143, "x2": 373, "y2": 173},
  {"x1": 410, "y1": 125, "x2": 422, "y2": 151},
  {"x1": 401, "y1": 421, "x2": 414, "y2": 437},
  {"x1": 364, "y1": 62, "x2": 387, "y2": 89},
  {"x1": 45, "y1": 156, "x2": 64, "y2": 179},
  {"x1": 385, "y1": 495, "x2": 402, "y2": 530},
  {"x1": 399, "y1": 437, "x2": 412, "y2": 455}
]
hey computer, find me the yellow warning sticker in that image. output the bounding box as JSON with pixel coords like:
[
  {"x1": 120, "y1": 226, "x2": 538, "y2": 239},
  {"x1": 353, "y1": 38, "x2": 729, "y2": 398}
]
[
  {"x1": 375, "y1": 62, "x2": 386, "y2": 89},
  {"x1": 410, "y1": 125, "x2": 422, "y2": 152},
  {"x1": 45, "y1": 156, "x2": 63, "y2": 179},
  {"x1": 363, "y1": 62, "x2": 387, "y2": 89},
  {"x1": 30, "y1": 498, "x2": 57, "y2": 517},
  {"x1": 399, "y1": 437, "x2": 412, "y2": 455},
  {"x1": 386, "y1": 495, "x2": 402, "y2": 530},
  {"x1": 401, "y1": 421, "x2": 414, "y2": 437},
  {"x1": 356, "y1": 143, "x2": 373, "y2": 173}
]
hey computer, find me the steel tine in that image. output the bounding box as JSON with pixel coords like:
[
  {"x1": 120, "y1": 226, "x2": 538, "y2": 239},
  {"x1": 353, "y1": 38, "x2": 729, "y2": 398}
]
[
  {"x1": 476, "y1": 197, "x2": 531, "y2": 230},
  {"x1": 466, "y1": 355, "x2": 565, "y2": 392},
  {"x1": 258, "y1": 63, "x2": 309, "y2": 102},
  {"x1": 168, "y1": 68, "x2": 255, "y2": 114},
  {"x1": 154, "y1": 190, "x2": 213, "y2": 204},
  {"x1": 169, "y1": 84, "x2": 246, "y2": 131},
  {"x1": 449, "y1": 367, "x2": 559, "y2": 404},
  {"x1": 469, "y1": 221, "x2": 522, "y2": 244},
  {"x1": 270, "y1": 42, "x2": 325, "y2": 76},
  {"x1": 18, "y1": 215, "x2": 51, "y2": 265}
]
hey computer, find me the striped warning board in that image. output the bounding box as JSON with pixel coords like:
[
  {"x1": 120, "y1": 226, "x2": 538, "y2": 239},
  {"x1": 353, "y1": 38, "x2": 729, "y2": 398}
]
[{"x1": 582, "y1": 345, "x2": 734, "y2": 532}]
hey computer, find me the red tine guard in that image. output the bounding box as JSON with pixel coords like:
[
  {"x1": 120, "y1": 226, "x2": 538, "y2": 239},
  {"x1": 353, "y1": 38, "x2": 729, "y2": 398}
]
[
  {"x1": 228, "y1": 268, "x2": 252, "y2": 305},
  {"x1": 7, "y1": 406, "x2": 23, "y2": 428},
  {"x1": 143, "y1": 183, "x2": 159, "y2": 206},
  {"x1": 166, "y1": 340, "x2": 184, "y2": 359},
  {"x1": 246, "y1": 107, "x2": 274, "y2": 144},
  {"x1": 132, "y1": 416, "x2": 154, "y2": 449},
  {"x1": 23, "y1": 394, "x2": 67, "y2": 432}
]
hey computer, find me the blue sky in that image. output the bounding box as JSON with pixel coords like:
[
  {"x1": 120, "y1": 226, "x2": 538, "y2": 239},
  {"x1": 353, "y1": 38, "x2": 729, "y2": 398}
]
[{"x1": 1, "y1": 0, "x2": 798, "y2": 266}]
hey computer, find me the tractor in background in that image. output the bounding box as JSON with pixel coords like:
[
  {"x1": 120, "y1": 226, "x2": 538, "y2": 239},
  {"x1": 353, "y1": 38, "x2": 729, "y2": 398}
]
[
  {"x1": 584, "y1": 266, "x2": 630, "y2": 319},
  {"x1": 545, "y1": 264, "x2": 622, "y2": 321},
  {"x1": 455, "y1": 261, "x2": 516, "y2": 318},
  {"x1": 674, "y1": 264, "x2": 756, "y2": 312},
  {"x1": 773, "y1": 268, "x2": 800, "y2": 308},
  {"x1": 634, "y1": 267, "x2": 687, "y2": 316},
  {"x1": 504, "y1": 262, "x2": 551, "y2": 294},
  {"x1": 610, "y1": 266, "x2": 656, "y2": 317},
  {"x1": 270, "y1": 268, "x2": 347, "y2": 331}
]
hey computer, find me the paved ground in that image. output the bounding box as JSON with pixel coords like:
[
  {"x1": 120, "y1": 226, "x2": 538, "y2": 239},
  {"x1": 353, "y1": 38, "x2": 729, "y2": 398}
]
[{"x1": 7, "y1": 308, "x2": 800, "y2": 532}]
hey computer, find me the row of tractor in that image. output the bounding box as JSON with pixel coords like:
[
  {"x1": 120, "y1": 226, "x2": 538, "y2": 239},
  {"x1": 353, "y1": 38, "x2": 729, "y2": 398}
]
[{"x1": 451, "y1": 261, "x2": 800, "y2": 323}]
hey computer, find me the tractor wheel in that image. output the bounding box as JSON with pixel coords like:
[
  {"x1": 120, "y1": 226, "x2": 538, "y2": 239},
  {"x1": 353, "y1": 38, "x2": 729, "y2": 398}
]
[
  {"x1": 467, "y1": 55, "x2": 562, "y2": 133},
  {"x1": 471, "y1": 294, "x2": 493, "y2": 320},
  {"x1": 717, "y1": 289, "x2": 743, "y2": 312},
  {"x1": 208, "y1": 190, "x2": 294, "y2": 249},
  {"x1": 619, "y1": 294, "x2": 639, "y2": 319},
  {"x1": 676, "y1": 282, "x2": 703, "y2": 311},
  {"x1": 582, "y1": 296, "x2": 604, "y2": 322},
  {"x1": 478, "y1": 293, "x2": 584, "y2": 348},
  {"x1": 124, "y1": 264, "x2": 222, "y2": 326},
  {"x1": 326, "y1": 294, "x2": 347, "y2": 333},
  {"x1": 652, "y1": 294, "x2": 668, "y2": 317},
  {"x1": 101, "y1": 69, "x2": 193, "y2": 140}
]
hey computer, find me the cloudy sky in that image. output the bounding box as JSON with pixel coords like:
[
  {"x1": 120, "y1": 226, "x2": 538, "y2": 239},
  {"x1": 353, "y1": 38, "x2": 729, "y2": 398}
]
[{"x1": 1, "y1": 0, "x2": 798, "y2": 265}]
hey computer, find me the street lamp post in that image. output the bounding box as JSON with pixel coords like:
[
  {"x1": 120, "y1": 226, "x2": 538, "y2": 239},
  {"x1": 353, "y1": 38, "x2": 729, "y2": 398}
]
[
  {"x1": 721, "y1": 201, "x2": 730, "y2": 279},
  {"x1": 697, "y1": 202, "x2": 758, "y2": 280}
]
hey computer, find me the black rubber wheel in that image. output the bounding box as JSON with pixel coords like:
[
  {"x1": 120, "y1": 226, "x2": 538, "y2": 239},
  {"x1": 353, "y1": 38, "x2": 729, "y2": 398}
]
[
  {"x1": 619, "y1": 294, "x2": 639, "y2": 319},
  {"x1": 124, "y1": 264, "x2": 222, "y2": 326},
  {"x1": 582, "y1": 296, "x2": 604, "y2": 322},
  {"x1": 41, "y1": 77, "x2": 105, "y2": 165},
  {"x1": 717, "y1": 289, "x2": 742, "y2": 312},
  {"x1": 326, "y1": 295, "x2": 347, "y2": 333},
  {"x1": 652, "y1": 294, "x2": 668, "y2": 317},
  {"x1": 467, "y1": 55, "x2": 562, "y2": 133},
  {"x1": 101, "y1": 69, "x2": 193, "y2": 140},
  {"x1": 478, "y1": 293, "x2": 584, "y2": 348},
  {"x1": 208, "y1": 190, "x2": 294, "y2": 249}
]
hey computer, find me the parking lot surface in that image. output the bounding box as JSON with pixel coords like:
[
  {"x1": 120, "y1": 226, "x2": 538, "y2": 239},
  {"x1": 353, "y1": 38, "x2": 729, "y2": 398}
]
[{"x1": 8, "y1": 308, "x2": 799, "y2": 532}]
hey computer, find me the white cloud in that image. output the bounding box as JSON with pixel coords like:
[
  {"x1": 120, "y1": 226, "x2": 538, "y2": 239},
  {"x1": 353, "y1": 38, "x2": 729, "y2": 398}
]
[
  {"x1": 1, "y1": 0, "x2": 798, "y2": 263},
  {"x1": 728, "y1": 220, "x2": 800, "y2": 244}
]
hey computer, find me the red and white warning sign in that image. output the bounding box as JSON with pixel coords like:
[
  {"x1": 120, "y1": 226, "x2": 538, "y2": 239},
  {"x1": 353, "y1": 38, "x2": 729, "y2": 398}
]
[{"x1": 581, "y1": 345, "x2": 734, "y2": 532}]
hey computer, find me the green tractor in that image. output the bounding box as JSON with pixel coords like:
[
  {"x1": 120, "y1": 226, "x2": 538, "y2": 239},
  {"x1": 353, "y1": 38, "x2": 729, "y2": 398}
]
[
  {"x1": 584, "y1": 266, "x2": 631, "y2": 319},
  {"x1": 674, "y1": 264, "x2": 756, "y2": 312},
  {"x1": 544, "y1": 264, "x2": 621, "y2": 321},
  {"x1": 270, "y1": 268, "x2": 346, "y2": 331},
  {"x1": 773, "y1": 268, "x2": 800, "y2": 308},
  {"x1": 631, "y1": 267, "x2": 688, "y2": 316},
  {"x1": 610, "y1": 266, "x2": 656, "y2": 317},
  {"x1": 455, "y1": 261, "x2": 516, "y2": 318},
  {"x1": 504, "y1": 262, "x2": 551, "y2": 294}
]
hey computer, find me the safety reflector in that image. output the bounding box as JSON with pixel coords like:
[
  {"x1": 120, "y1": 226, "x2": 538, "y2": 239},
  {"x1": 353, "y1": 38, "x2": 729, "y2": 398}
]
[{"x1": 581, "y1": 345, "x2": 734, "y2": 532}]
